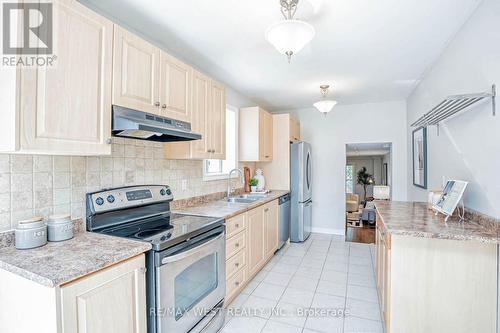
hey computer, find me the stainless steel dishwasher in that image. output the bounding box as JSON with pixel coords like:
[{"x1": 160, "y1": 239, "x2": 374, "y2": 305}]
[{"x1": 278, "y1": 194, "x2": 291, "y2": 249}]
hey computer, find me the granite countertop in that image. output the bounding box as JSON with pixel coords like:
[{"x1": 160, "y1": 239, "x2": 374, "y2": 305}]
[
  {"x1": 0, "y1": 232, "x2": 151, "y2": 287},
  {"x1": 173, "y1": 190, "x2": 289, "y2": 219},
  {"x1": 375, "y1": 201, "x2": 500, "y2": 243}
]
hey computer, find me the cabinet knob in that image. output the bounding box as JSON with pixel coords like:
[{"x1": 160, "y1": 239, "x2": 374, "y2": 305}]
[
  {"x1": 235, "y1": 281, "x2": 240, "y2": 286},
  {"x1": 106, "y1": 138, "x2": 112, "y2": 144},
  {"x1": 154, "y1": 102, "x2": 160, "y2": 107},
  {"x1": 139, "y1": 267, "x2": 147, "y2": 274},
  {"x1": 235, "y1": 224, "x2": 239, "y2": 228},
  {"x1": 235, "y1": 262, "x2": 239, "y2": 267},
  {"x1": 264, "y1": 208, "x2": 269, "y2": 212},
  {"x1": 162, "y1": 104, "x2": 167, "y2": 109},
  {"x1": 235, "y1": 243, "x2": 239, "y2": 247},
  {"x1": 265, "y1": 155, "x2": 270, "y2": 158}
]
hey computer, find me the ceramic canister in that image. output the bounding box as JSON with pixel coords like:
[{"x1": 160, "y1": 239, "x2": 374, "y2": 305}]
[
  {"x1": 46, "y1": 214, "x2": 74, "y2": 242},
  {"x1": 15, "y1": 217, "x2": 47, "y2": 250}
]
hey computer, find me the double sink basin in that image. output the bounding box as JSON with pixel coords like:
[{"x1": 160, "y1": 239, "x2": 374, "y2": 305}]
[{"x1": 224, "y1": 194, "x2": 268, "y2": 204}]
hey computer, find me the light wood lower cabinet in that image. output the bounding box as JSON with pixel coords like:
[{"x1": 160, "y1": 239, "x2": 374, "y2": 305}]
[
  {"x1": 375, "y1": 212, "x2": 497, "y2": 333},
  {"x1": 264, "y1": 200, "x2": 279, "y2": 259},
  {"x1": 0, "y1": 254, "x2": 147, "y2": 333},
  {"x1": 225, "y1": 199, "x2": 280, "y2": 304}
]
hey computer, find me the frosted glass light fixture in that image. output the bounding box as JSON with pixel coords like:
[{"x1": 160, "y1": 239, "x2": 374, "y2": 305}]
[
  {"x1": 265, "y1": 0, "x2": 315, "y2": 62},
  {"x1": 313, "y1": 85, "x2": 337, "y2": 114}
]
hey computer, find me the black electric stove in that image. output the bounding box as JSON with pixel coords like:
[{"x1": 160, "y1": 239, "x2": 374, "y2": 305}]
[{"x1": 85, "y1": 185, "x2": 224, "y2": 251}]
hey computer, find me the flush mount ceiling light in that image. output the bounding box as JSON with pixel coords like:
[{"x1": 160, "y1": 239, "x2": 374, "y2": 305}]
[
  {"x1": 313, "y1": 85, "x2": 337, "y2": 114},
  {"x1": 265, "y1": 0, "x2": 315, "y2": 62}
]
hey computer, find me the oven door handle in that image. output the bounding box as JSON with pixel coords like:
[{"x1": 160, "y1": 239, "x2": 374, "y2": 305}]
[{"x1": 161, "y1": 232, "x2": 224, "y2": 265}]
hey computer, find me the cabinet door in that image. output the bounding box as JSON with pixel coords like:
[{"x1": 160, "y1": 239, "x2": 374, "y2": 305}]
[
  {"x1": 19, "y1": 0, "x2": 113, "y2": 155},
  {"x1": 159, "y1": 52, "x2": 191, "y2": 121},
  {"x1": 259, "y1": 110, "x2": 273, "y2": 161},
  {"x1": 190, "y1": 70, "x2": 211, "y2": 158},
  {"x1": 113, "y1": 25, "x2": 160, "y2": 114},
  {"x1": 247, "y1": 207, "x2": 265, "y2": 278},
  {"x1": 60, "y1": 255, "x2": 147, "y2": 333},
  {"x1": 264, "y1": 200, "x2": 279, "y2": 259},
  {"x1": 209, "y1": 80, "x2": 226, "y2": 159}
]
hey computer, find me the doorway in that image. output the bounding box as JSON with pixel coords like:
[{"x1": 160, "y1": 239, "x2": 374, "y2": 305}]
[{"x1": 344, "y1": 142, "x2": 392, "y2": 244}]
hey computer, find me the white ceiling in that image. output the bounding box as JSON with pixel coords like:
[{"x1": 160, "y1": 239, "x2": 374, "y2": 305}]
[{"x1": 81, "y1": 0, "x2": 482, "y2": 111}]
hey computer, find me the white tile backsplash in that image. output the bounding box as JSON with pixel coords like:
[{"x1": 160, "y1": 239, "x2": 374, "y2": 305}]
[{"x1": 0, "y1": 137, "x2": 249, "y2": 231}]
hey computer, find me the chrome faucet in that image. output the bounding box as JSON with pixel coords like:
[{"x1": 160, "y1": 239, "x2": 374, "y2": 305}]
[{"x1": 227, "y1": 168, "x2": 244, "y2": 198}]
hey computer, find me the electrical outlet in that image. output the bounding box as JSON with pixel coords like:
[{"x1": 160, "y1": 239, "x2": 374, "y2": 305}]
[{"x1": 181, "y1": 179, "x2": 188, "y2": 191}]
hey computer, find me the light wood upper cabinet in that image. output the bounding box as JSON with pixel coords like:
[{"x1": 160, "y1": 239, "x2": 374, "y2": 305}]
[
  {"x1": 247, "y1": 206, "x2": 266, "y2": 278},
  {"x1": 8, "y1": 0, "x2": 113, "y2": 155},
  {"x1": 61, "y1": 255, "x2": 147, "y2": 333},
  {"x1": 113, "y1": 25, "x2": 160, "y2": 115},
  {"x1": 159, "y1": 52, "x2": 191, "y2": 121},
  {"x1": 256, "y1": 113, "x2": 300, "y2": 190},
  {"x1": 239, "y1": 107, "x2": 273, "y2": 162},
  {"x1": 209, "y1": 80, "x2": 226, "y2": 160},
  {"x1": 264, "y1": 200, "x2": 279, "y2": 259},
  {"x1": 164, "y1": 75, "x2": 226, "y2": 160}
]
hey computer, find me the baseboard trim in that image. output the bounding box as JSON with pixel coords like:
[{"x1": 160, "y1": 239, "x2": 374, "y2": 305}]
[{"x1": 311, "y1": 227, "x2": 344, "y2": 236}]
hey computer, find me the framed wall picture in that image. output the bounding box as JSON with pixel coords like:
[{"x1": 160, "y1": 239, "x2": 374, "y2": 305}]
[{"x1": 412, "y1": 127, "x2": 427, "y2": 189}]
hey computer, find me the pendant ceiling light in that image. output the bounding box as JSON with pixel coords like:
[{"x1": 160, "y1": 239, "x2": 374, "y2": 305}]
[
  {"x1": 265, "y1": 0, "x2": 315, "y2": 62},
  {"x1": 313, "y1": 85, "x2": 337, "y2": 114}
]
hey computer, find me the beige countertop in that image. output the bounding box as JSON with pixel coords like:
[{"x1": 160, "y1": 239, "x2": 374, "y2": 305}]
[
  {"x1": 375, "y1": 200, "x2": 500, "y2": 243},
  {"x1": 0, "y1": 232, "x2": 151, "y2": 287},
  {"x1": 173, "y1": 190, "x2": 289, "y2": 219}
]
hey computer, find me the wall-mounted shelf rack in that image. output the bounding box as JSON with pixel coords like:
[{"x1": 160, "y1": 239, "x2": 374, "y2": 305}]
[{"x1": 411, "y1": 84, "x2": 496, "y2": 135}]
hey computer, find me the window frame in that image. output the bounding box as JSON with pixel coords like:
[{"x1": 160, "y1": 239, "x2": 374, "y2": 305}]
[
  {"x1": 345, "y1": 164, "x2": 354, "y2": 194},
  {"x1": 203, "y1": 105, "x2": 239, "y2": 181}
]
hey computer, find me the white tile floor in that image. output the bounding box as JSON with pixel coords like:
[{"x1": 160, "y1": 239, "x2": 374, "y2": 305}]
[{"x1": 221, "y1": 233, "x2": 384, "y2": 333}]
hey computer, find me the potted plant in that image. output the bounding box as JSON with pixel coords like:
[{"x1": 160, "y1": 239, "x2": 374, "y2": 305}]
[
  {"x1": 249, "y1": 178, "x2": 258, "y2": 192},
  {"x1": 357, "y1": 167, "x2": 374, "y2": 201}
]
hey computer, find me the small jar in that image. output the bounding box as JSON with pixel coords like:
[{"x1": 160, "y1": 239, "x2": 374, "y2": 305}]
[
  {"x1": 46, "y1": 214, "x2": 73, "y2": 242},
  {"x1": 15, "y1": 217, "x2": 47, "y2": 250}
]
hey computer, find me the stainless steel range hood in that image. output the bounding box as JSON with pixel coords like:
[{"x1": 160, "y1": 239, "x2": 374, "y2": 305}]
[{"x1": 112, "y1": 105, "x2": 201, "y2": 142}]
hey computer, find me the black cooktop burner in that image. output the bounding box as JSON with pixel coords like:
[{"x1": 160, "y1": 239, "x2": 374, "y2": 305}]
[{"x1": 97, "y1": 213, "x2": 223, "y2": 251}]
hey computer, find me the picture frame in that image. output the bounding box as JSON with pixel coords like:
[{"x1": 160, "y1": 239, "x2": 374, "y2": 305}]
[{"x1": 412, "y1": 127, "x2": 427, "y2": 189}]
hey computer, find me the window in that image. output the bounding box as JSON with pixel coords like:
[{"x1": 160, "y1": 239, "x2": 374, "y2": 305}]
[
  {"x1": 346, "y1": 165, "x2": 354, "y2": 193},
  {"x1": 203, "y1": 106, "x2": 238, "y2": 180}
]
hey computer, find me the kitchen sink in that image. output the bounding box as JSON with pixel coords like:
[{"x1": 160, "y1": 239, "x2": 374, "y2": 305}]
[{"x1": 224, "y1": 194, "x2": 268, "y2": 203}]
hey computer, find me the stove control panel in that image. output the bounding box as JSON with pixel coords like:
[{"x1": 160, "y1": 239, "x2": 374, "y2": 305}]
[{"x1": 88, "y1": 185, "x2": 173, "y2": 213}]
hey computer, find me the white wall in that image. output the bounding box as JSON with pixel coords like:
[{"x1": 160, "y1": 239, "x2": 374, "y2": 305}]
[
  {"x1": 288, "y1": 101, "x2": 408, "y2": 235},
  {"x1": 346, "y1": 156, "x2": 383, "y2": 198},
  {"x1": 406, "y1": 0, "x2": 500, "y2": 218}
]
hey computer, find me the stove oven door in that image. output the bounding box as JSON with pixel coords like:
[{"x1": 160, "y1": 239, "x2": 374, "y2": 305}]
[{"x1": 155, "y1": 227, "x2": 226, "y2": 333}]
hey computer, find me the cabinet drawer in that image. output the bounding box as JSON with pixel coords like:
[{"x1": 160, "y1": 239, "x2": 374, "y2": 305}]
[
  {"x1": 226, "y1": 214, "x2": 246, "y2": 238},
  {"x1": 226, "y1": 231, "x2": 246, "y2": 259},
  {"x1": 226, "y1": 267, "x2": 246, "y2": 299},
  {"x1": 226, "y1": 249, "x2": 246, "y2": 278}
]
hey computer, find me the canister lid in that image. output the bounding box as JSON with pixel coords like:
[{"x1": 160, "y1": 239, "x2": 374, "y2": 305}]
[
  {"x1": 17, "y1": 217, "x2": 44, "y2": 229},
  {"x1": 47, "y1": 214, "x2": 71, "y2": 224}
]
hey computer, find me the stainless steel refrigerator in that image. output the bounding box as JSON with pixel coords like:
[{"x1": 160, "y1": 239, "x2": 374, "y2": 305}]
[{"x1": 290, "y1": 141, "x2": 312, "y2": 242}]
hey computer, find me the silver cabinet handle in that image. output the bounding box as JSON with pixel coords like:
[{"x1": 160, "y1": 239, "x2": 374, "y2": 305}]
[
  {"x1": 139, "y1": 267, "x2": 147, "y2": 274},
  {"x1": 162, "y1": 104, "x2": 167, "y2": 109},
  {"x1": 106, "y1": 138, "x2": 112, "y2": 144},
  {"x1": 154, "y1": 102, "x2": 160, "y2": 107}
]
